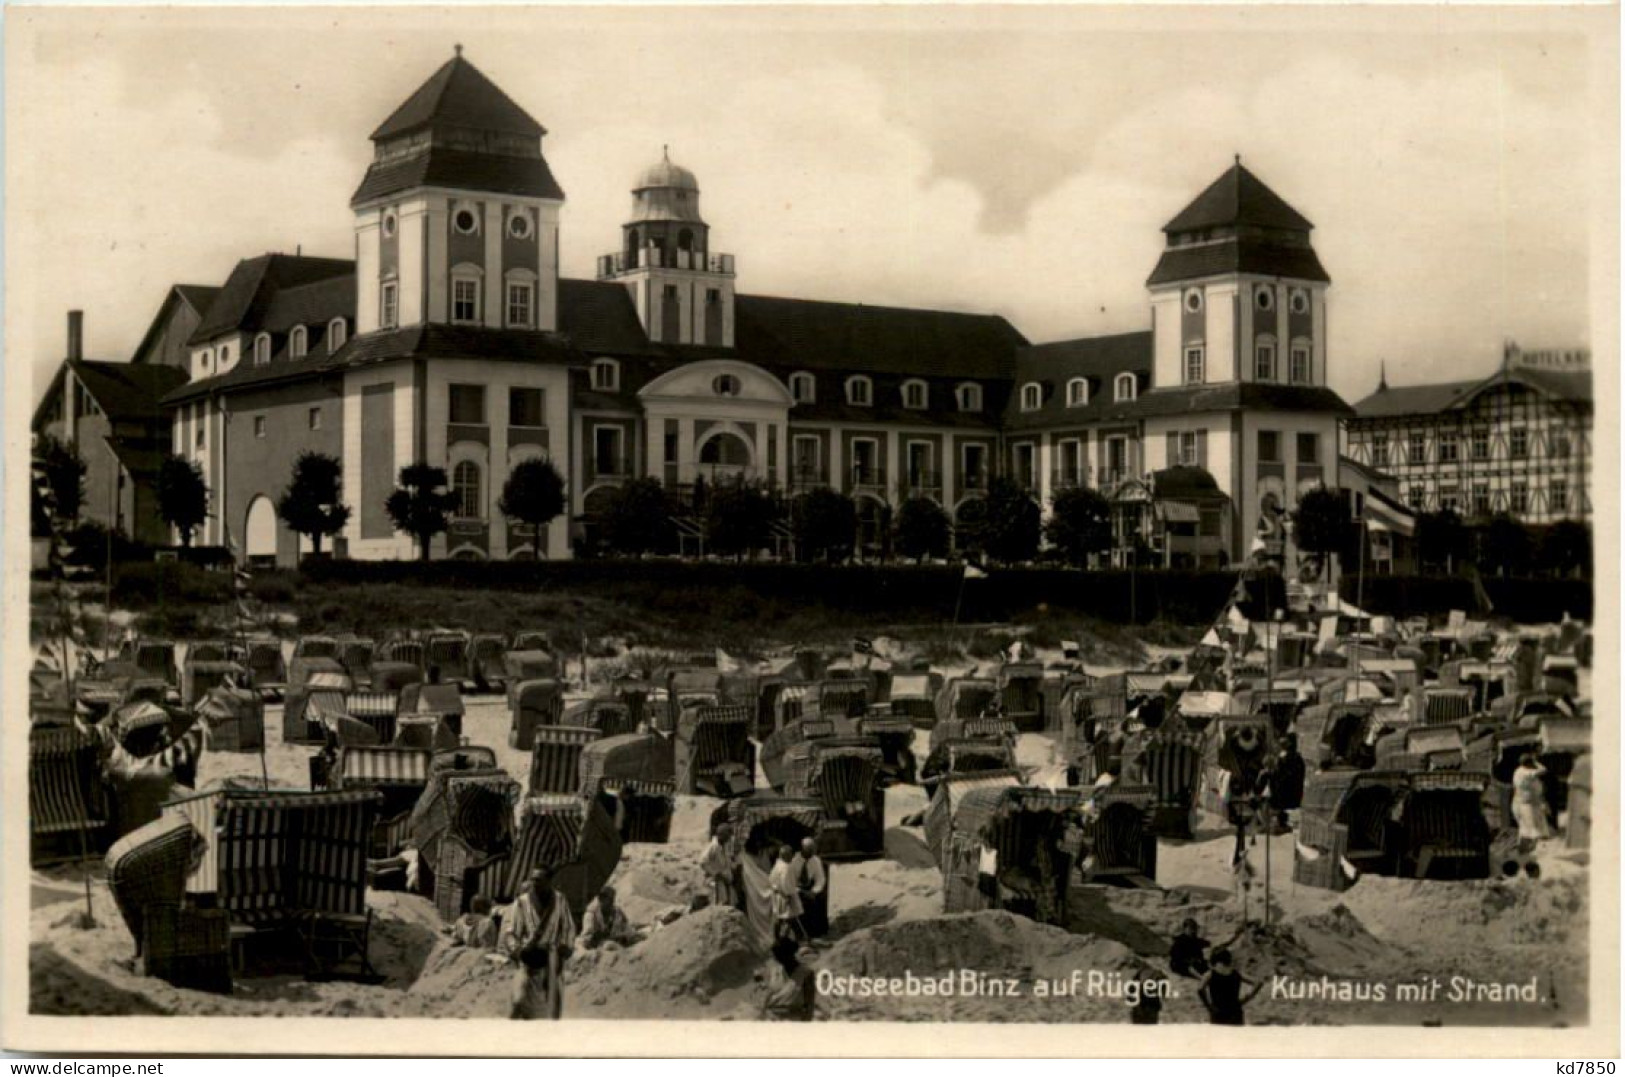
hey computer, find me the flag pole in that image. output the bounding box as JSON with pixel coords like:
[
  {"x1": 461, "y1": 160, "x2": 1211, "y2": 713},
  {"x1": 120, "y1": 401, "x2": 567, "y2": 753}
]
[{"x1": 1354, "y1": 518, "x2": 1368, "y2": 687}]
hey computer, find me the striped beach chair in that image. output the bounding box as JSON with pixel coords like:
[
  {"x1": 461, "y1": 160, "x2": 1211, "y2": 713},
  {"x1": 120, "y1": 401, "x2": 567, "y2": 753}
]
[
  {"x1": 528, "y1": 725, "x2": 602, "y2": 795},
  {"x1": 1423, "y1": 687, "x2": 1476, "y2": 726},
  {"x1": 345, "y1": 690, "x2": 401, "y2": 743},
  {"x1": 675, "y1": 705, "x2": 756, "y2": 797},
  {"x1": 105, "y1": 813, "x2": 206, "y2": 955},
  {"x1": 30, "y1": 725, "x2": 108, "y2": 863}
]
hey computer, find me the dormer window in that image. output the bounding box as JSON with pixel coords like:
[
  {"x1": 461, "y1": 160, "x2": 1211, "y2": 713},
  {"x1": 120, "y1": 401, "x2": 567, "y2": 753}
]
[
  {"x1": 956, "y1": 383, "x2": 982, "y2": 412},
  {"x1": 219, "y1": 344, "x2": 231, "y2": 365},
  {"x1": 1114, "y1": 373, "x2": 1137, "y2": 402},
  {"x1": 901, "y1": 379, "x2": 928, "y2": 410},
  {"x1": 327, "y1": 318, "x2": 347, "y2": 353},
  {"x1": 253, "y1": 333, "x2": 272, "y2": 366},
  {"x1": 1066, "y1": 378, "x2": 1089, "y2": 407},
  {"x1": 789, "y1": 372, "x2": 816, "y2": 404},
  {"x1": 1020, "y1": 382, "x2": 1042, "y2": 412},
  {"x1": 591, "y1": 358, "x2": 620, "y2": 392},
  {"x1": 846, "y1": 376, "x2": 872, "y2": 406},
  {"x1": 290, "y1": 325, "x2": 308, "y2": 359},
  {"x1": 451, "y1": 264, "x2": 482, "y2": 324}
]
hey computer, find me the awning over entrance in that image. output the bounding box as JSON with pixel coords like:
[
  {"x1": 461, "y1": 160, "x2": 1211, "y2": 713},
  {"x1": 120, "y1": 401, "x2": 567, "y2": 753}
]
[{"x1": 1159, "y1": 501, "x2": 1200, "y2": 523}]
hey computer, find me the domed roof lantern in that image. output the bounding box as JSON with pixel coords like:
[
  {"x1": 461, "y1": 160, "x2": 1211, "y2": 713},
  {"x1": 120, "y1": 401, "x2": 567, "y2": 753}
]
[{"x1": 629, "y1": 145, "x2": 705, "y2": 224}]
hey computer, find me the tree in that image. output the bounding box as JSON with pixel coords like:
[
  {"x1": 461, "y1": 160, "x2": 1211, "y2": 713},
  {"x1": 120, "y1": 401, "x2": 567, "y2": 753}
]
[
  {"x1": 34, "y1": 435, "x2": 87, "y2": 528},
  {"x1": 157, "y1": 455, "x2": 209, "y2": 547},
  {"x1": 601, "y1": 478, "x2": 675, "y2": 556},
  {"x1": 953, "y1": 497, "x2": 990, "y2": 562},
  {"x1": 894, "y1": 497, "x2": 951, "y2": 563},
  {"x1": 1044, "y1": 487, "x2": 1113, "y2": 568},
  {"x1": 384, "y1": 462, "x2": 458, "y2": 561},
  {"x1": 1540, "y1": 519, "x2": 1591, "y2": 578},
  {"x1": 1292, "y1": 486, "x2": 1353, "y2": 577},
  {"x1": 498, "y1": 457, "x2": 567, "y2": 558},
  {"x1": 791, "y1": 488, "x2": 857, "y2": 563},
  {"x1": 275, "y1": 451, "x2": 351, "y2": 557},
  {"x1": 1415, "y1": 509, "x2": 1468, "y2": 574},
  {"x1": 704, "y1": 480, "x2": 776, "y2": 560},
  {"x1": 1477, "y1": 513, "x2": 1533, "y2": 577},
  {"x1": 981, "y1": 477, "x2": 1041, "y2": 564}
]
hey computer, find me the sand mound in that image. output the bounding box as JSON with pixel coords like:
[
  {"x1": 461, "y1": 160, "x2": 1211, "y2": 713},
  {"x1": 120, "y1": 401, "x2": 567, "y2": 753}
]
[
  {"x1": 1341, "y1": 873, "x2": 1589, "y2": 949},
  {"x1": 400, "y1": 943, "x2": 515, "y2": 1018},
  {"x1": 817, "y1": 911, "x2": 1157, "y2": 1023},
  {"x1": 567, "y1": 905, "x2": 769, "y2": 1019}
]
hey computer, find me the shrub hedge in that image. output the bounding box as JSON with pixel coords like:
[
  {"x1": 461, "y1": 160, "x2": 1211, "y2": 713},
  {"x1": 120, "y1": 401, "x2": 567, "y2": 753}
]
[{"x1": 1338, "y1": 574, "x2": 1592, "y2": 623}]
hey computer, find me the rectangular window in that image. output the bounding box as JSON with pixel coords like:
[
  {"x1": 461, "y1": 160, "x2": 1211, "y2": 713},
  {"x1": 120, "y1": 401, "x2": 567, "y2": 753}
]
[
  {"x1": 1014, "y1": 444, "x2": 1036, "y2": 489},
  {"x1": 1290, "y1": 346, "x2": 1311, "y2": 384},
  {"x1": 1409, "y1": 485, "x2": 1426, "y2": 509},
  {"x1": 1439, "y1": 485, "x2": 1459, "y2": 513},
  {"x1": 1058, "y1": 439, "x2": 1082, "y2": 484},
  {"x1": 308, "y1": 406, "x2": 321, "y2": 431},
  {"x1": 664, "y1": 432, "x2": 679, "y2": 465},
  {"x1": 448, "y1": 384, "x2": 486, "y2": 425},
  {"x1": 1178, "y1": 431, "x2": 1199, "y2": 466},
  {"x1": 1510, "y1": 483, "x2": 1529, "y2": 515},
  {"x1": 1550, "y1": 480, "x2": 1568, "y2": 512},
  {"x1": 1371, "y1": 435, "x2": 1389, "y2": 469},
  {"x1": 962, "y1": 443, "x2": 987, "y2": 489},
  {"x1": 793, "y1": 435, "x2": 821, "y2": 481},
  {"x1": 1509, "y1": 427, "x2": 1528, "y2": 459},
  {"x1": 851, "y1": 438, "x2": 880, "y2": 485},
  {"x1": 1470, "y1": 428, "x2": 1489, "y2": 461},
  {"x1": 1550, "y1": 433, "x2": 1571, "y2": 459},
  {"x1": 594, "y1": 426, "x2": 624, "y2": 477},
  {"x1": 1257, "y1": 430, "x2": 1281, "y2": 463},
  {"x1": 253, "y1": 416, "x2": 266, "y2": 439},
  {"x1": 904, "y1": 383, "x2": 927, "y2": 409},
  {"x1": 907, "y1": 442, "x2": 933, "y2": 486},
  {"x1": 1471, "y1": 484, "x2": 1490, "y2": 516},
  {"x1": 453, "y1": 278, "x2": 479, "y2": 323},
  {"x1": 1296, "y1": 432, "x2": 1319, "y2": 465},
  {"x1": 509, "y1": 387, "x2": 544, "y2": 428},
  {"x1": 380, "y1": 281, "x2": 398, "y2": 329},
  {"x1": 1184, "y1": 345, "x2": 1205, "y2": 385},
  {"x1": 1409, "y1": 431, "x2": 1427, "y2": 465},
  {"x1": 506, "y1": 283, "x2": 534, "y2": 328},
  {"x1": 1439, "y1": 434, "x2": 1459, "y2": 463},
  {"x1": 1106, "y1": 437, "x2": 1128, "y2": 481},
  {"x1": 1254, "y1": 342, "x2": 1275, "y2": 382}
]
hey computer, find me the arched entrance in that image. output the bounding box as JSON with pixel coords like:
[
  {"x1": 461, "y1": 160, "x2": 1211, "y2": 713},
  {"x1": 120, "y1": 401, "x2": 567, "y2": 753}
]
[
  {"x1": 245, "y1": 496, "x2": 276, "y2": 562},
  {"x1": 696, "y1": 430, "x2": 753, "y2": 484}
]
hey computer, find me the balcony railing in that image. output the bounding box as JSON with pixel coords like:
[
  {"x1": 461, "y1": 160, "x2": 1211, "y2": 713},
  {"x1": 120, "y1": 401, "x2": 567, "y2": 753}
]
[
  {"x1": 789, "y1": 466, "x2": 827, "y2": 490},
  {"x1": 961, "y1": 468, "x2": 989, "y2": 492},
  {"x1": 588, "y1": 457, "x2": 633, "y2": 482},
  {"x1": 1051, "y1": 468, "x2": 1088, "y2": 492},
  {"x1": 903, "y1": 470, "x2": 941, "y2": 497},
  {"x1": 597, "y1": 249, "x2": 736, "y2": 277},
  {"x1": 850, "y1": 465, "x2": 887, "y2": 491}
]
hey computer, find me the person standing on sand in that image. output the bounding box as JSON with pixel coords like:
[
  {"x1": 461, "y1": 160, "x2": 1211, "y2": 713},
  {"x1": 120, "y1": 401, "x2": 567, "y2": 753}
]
[
  {"x1": 1198, "y1": 949, "x2": 1264, "y2": 1026},
  {"x1": 497, "y1": 865, "x2": 576, "y2": 1020},
  {"x1": 1511, "y1": 753, "x2": 1552, "y2": 846},
  {"x1": 767, "y1": 844, "x2": 805, "y2": 941},
  {"x1": 703, "y1": 824, "x2": 738, "y2": 908},
  {"x1": 791, "y1": 838, "x2": 828, "y2": 939}
]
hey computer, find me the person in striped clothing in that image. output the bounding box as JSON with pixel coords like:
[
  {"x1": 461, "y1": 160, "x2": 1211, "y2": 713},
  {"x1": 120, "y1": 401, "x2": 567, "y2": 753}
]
[{"x1": 497, "y1": 865, "x2": 577, "y2": 1020}]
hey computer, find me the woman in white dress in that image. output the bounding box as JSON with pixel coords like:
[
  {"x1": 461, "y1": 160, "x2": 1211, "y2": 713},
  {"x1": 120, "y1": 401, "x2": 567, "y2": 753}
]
[
  {"x1": 1511, "y1": 752, "x2": 1552, "y2": 846},
  {"x1": 766, "y1": 844, "x2": 805, "y2": 941}
]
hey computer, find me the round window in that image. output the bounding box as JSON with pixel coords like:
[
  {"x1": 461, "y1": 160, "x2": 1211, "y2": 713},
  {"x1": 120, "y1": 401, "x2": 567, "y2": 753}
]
[
  {"x1": 454, "y1": 208, "x2": 479, "y2": 235},
  {"x1": 381, "y1": 211, "x2": 397, "y2": 238},
  {"x1": 508, "y1": 213, "x2": 532, "y2": 239},
  {"x1": 1184, "y1": 290, "x2": 1203, "y2": 313},
  {"x1": 1290, "y1": 289, "x2": 1309, "y2": 314},
  {"x1": 1255, "y1": 287, "x2": 1274, "y2": 311},
  {"x1": 713, "y1": 374, "x2": 741, "y2": 397}
]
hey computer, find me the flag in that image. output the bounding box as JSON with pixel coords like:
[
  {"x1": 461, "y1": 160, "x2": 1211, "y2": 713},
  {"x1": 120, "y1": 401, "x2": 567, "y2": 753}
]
[
  {"x1": 852, "y1": 637, "x2": 875, "y2": 657},
  {"x1": 1361, "y1": 487, "x2": 1416, "y2": 538},
  {"x1": 1201, "y1": 628, "x2": 1223, "y2": 648},
  {"x1": 716, "y1": 648, "x2": 744, "y2": 674},
  {"x1": 963, "y1": 563, "x2": 987, "y2": 580}
]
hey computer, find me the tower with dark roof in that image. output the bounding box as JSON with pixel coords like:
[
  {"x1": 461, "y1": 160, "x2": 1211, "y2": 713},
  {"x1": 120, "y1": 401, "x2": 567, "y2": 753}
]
[
  {"x1": 1147, "y1": 158, "x2": 1330, "y2": 396},
  {"x1": 596, "y1": 148, "x2": 736, "y2": 347},
  {"x1": 351, "y1": 49, "x2": 565, "y2": 336}
]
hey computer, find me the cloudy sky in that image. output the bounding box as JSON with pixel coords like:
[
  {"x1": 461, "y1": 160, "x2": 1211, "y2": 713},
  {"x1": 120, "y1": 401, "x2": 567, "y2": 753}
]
[{"x1": 8, "y1": 4, "x2": 1615, "y2": 406}]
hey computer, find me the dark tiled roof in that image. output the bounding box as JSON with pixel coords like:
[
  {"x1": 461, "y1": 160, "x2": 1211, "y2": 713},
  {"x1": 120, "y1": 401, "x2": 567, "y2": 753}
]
[
  {"x1": 173, "y1": 284, "x2": 220, "y2": 315},
  {"x1": 189, "y1": 254, "x2": 354, "y2": 343},
  {"x1": 1352, "y1": 366, "x2": 1592, "y2": 421},
  {"x1": 1146, "y1": 239, "x2": 1330, "y2": 286},
  {"x1": 1164, "y1": 163, "x2": 1314, "y2": 234},
  {"x1": 67, "y1": 360, "x2": 187, "y2": 422},
  {"x1": 1006, "y1": 331, "x2": 1152, "y2": 430},
  {"x1": 731, "y1": 294, "x2": 1027, "y2": 379},
  {"x1": 1350, "y1": 380, "x2": 1479, "y2": 419},
  {"x1": 259, "y1": 276, "x2": 355, "y2": 335},
  {"x1": 558, "y1": 279, "x2": 662, "y2": 356},
  {"x1": 1132, "y1": 382, "x2": 1354, "y2": 418},
  {"x1": 1338, "y1": 454, "x2": 1397, "y2": 487},
  {"x1": 351, "y1": 149, "x2": 565, "y2": 206},
  {"x1": 371, "y1": 55, "x2": 545, "y2": 142}
]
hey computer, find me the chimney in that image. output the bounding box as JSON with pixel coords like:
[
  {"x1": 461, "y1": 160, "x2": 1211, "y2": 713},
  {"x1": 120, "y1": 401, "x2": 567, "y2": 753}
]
[{"x1": 67, "y1": 310, "x2": 83, "y2": 362}]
